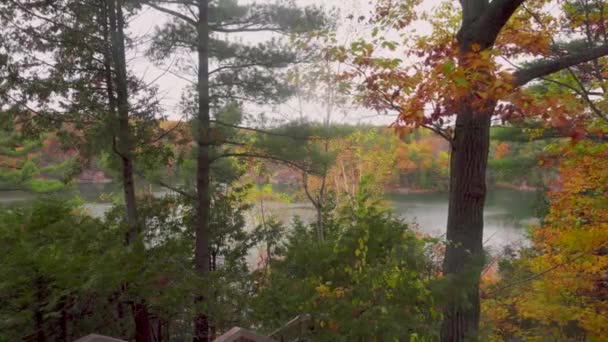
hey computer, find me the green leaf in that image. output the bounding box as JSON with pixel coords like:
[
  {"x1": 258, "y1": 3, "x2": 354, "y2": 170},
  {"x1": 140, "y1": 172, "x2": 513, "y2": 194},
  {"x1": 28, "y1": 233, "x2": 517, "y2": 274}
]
[{"x1": 441, "y1": 60, "x2": 455, "y2": 75}]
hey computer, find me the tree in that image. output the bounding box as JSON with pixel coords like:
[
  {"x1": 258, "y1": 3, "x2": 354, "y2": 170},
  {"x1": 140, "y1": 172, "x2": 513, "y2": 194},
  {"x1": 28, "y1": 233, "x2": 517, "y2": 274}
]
[
  {"x1": 0, "y1": 198, "x2": 126, "y2": 341},
  {"x1": 251, "y1": 180, "x2": 441, "y2": 340},
  {"x1": 0, "y1": 193, "x2": 213, "y2": 341},
  {"x1": 0, "y1": 125, "x2": 75, "y2": 192},
  {"x1": 338, "y1": 0, "x2": 608, "y2": 339},
  {"x1": 145, "y1": 0, "x2": 328, "y2": 339},
  {"x1": 105, "y1": 0, "x2": 140, "y2": 246},
  {"x1": 0, "y1": 0, "x2": 169, "y2": 339},
  {"x1": 289, "y1": 46, "x2": 353, "y2": 241},
  {"x1": 482, "y1": 139, "x2": 608, "y2": 340}
]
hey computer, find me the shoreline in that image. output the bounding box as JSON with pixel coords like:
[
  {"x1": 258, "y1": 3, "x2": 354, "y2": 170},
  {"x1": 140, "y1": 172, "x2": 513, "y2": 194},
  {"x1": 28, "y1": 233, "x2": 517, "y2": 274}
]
[{"x1": 386, "y1": 183, "x2": 538, "y2": 194}]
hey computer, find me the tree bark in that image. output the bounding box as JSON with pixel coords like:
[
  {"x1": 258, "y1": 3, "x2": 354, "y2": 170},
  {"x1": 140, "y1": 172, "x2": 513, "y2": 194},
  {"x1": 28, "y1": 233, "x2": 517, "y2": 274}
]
[
  {"x1": 441, "y1": 100, "x2": 492, "y2": 341},
  {"x1": 108, "y1": 0, "x2": 138, "y2": 245},
  {"x1": 133, "y1": 302, "x2": 152, "y2": 342},
  {"x1": 194, "y1": 0, "x2": 212, "y2": 341},
  {"x1": 58, "y1": 297, "x2": 69, "y2": 342},
  {"x1": 439, "y1": 0, "x2": 515, "y2": 338},
  {"x1": 34, "y1": 277, "x2": 46, "y2": 342},
  {"x1": 439, "y1": 1, "x2": 608, "y2": 340},
  {"x1": 105, "y1": 1, "x2": 151, "y2": 340}
]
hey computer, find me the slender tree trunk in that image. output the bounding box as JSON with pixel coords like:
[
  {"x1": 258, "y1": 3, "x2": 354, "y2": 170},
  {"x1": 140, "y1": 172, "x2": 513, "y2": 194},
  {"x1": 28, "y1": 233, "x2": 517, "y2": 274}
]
[
  {"x1": 117, "y1": 299, "x2": 127, "y2": 337},
  {"x1": 35, "y1": 309, "x2": 45, "y2": 342},
  {"x1": 194, "y1": 0, "x2": 212, "y2": 340},
  {"x1": 441, "y1": 98, "x2": 493, "y2": 341},
  {"x1": 133, "y1": 302, "x2": 152, "y2": 342},
  {"x1": 34, "y1": 277, "x2": 46, "y2": 342},
  {"x1": 302, "y1": 171, "x2": 325, "y2": 242},
  {"x1": 108, "y1": 0, "x2": 138, "y2": 244},
  {"x1": 314, "y1": 64, "x2": 333, "y2": 242},
  {"x1": 260, "y1": 199, "x2": 272, "y2": 267},
  {"x1": 105, "y1": 1, "x2": 151, "y2": 340},
  {"x1": 156, "y1": 318, "x2": 163, "y2": 342},
  {"x1": 58, "y1": 298, "x2": 68, "y2": 342},
  {"x1": 316, "y1": 206, "x2": 323, "y2": 241}
]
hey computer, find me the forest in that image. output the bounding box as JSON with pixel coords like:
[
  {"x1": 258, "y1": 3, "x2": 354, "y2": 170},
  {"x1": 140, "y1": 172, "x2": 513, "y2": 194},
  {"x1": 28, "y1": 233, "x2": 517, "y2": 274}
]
[{"x1": 0, "y1": 0, "x2": 607, "y2": 341}]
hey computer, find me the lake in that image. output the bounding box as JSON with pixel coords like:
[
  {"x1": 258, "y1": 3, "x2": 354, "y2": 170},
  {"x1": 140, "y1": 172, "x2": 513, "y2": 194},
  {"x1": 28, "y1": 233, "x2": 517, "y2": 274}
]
[
  {"x1": 387, "y1": 190, "x2": 539, "y2": 253},
  {"x1": 254, "y1": 189, "x2": 538, "y2": 252},
  {"x1": 0, "y1": 184, "x2": 538, "y2": 258}
]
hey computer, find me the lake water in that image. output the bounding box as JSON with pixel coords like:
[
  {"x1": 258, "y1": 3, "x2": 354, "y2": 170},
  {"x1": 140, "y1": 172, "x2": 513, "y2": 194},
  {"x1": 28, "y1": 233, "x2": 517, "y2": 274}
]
[
  {"x1": 387, "y1": 190, "x2": 538, "y2": 253},
  {"x1": 256, "y1": 190, "x2": 537, "y2": 250},
  {"x1": 0, "y1": 184, "x2": 538, "y2": 256}
]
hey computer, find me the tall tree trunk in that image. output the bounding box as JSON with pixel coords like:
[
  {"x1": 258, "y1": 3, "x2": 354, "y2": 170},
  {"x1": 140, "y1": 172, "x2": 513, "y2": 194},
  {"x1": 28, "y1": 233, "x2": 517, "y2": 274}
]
[
  {"x1": 58, "y1": 297, "x2": 69, "y2": 342},
  {"x1": 438, "y1": 3, "x2": 502, "y2": 337},
  {"x1": 194, "y1": 0, "x2": 211, "y2": 340},
  {"x1": 133, "y1": 302, "x2": 152, "y2": 342},
  {"x1": 105, "y1": 1, "x2": 151, "y2": 340},
  {"x1": 156, "y1": 318, "x2": 163, "y2": 342},
  {"x1": 438, "y1": 0, "x2": 608, "y2": 338},
  {"x1": 107, "y1": 0, "x2": 138, "y2": 244},
  {"x1": 34, "y1": 277, "x2": 46, "y2": 342},
  {"x1": 441, "y1": 98, "x2": 493, "y2": 341}
]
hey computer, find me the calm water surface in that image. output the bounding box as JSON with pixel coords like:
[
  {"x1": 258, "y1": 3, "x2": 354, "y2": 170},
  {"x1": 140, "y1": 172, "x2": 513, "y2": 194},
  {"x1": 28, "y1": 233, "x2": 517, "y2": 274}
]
[
  {"x1": 386, "y1": 190, "x2": 539, "y2": 253},
  {"x1": 1, "y1": 184, "x2": 538, "y2": 255}
]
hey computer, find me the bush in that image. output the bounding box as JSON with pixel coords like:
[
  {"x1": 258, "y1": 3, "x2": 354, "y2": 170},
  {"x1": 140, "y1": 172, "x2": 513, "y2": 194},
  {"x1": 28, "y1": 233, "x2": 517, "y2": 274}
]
[{"x1": 251, "y1": 185, "x2": 441, "y2": 341}]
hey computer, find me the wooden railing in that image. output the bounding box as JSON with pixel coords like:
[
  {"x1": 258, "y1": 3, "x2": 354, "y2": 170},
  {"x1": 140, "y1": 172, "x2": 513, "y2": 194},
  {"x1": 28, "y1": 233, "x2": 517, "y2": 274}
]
[
  {"x1": 213, "y1": 327, "x2": 277, "y2": 342},
  {"x1": 74, "y1": 334, "x2": 127, "y2": 342},
  {"x1": 269, "y1": 314, "x2": 313, "y2": 342},
  {"x1": 213, "y1": 314, "x2": 313, "y2": 342}
]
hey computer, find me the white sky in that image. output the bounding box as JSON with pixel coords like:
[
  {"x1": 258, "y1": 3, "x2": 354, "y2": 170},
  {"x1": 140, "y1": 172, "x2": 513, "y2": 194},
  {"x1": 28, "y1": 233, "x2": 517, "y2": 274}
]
[{"x1": 127, "y1": 0, "x2": 443, "y2": 124}]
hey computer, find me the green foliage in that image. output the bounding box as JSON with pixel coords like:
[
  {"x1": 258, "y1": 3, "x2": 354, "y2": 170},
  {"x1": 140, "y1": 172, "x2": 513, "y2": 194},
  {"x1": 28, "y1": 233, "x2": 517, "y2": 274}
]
[
  {"x1": 0, "y1": 195, "x2": 223, "y2": 340},
  {"x1": 0, "y1": 127, "x2": 75, "y2": 192},
  {"x1": 0, "y1": 198, "x2": 123, "y2": 340},
  {"x1": 487, "y1": 125, "x2": 554, "y2": 189},
  {"x1": 148, "y1": 0, "x2": 330, "y2": 109},
  {"x1": 251, "y1": 182, "x2": 441, "y2": 340}
]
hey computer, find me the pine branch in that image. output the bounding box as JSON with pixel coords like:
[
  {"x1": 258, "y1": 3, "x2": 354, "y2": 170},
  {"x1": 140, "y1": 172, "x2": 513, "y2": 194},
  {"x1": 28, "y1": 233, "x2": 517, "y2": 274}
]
[
  {"x1": 6, "y1": 93, "x2": 96, "y2": 125},
  {"x1": 211, "y1": 26, "x2": 285, "y2": 34},
  {"x1": 146, "y1": 3, "x2": 197, "y2": 26},
  {"x1": 134, "y1": 169, "x2": 195, "y2": 200},
  {"x1": 210, "y1": 119, "x2": 321, "y2": 141},
  {"x1": 211, "y1": 152, "x2": 312, "y2": 173},
  {"x1": 209, "y1": 61, "x2": 298, "y2": 75}
]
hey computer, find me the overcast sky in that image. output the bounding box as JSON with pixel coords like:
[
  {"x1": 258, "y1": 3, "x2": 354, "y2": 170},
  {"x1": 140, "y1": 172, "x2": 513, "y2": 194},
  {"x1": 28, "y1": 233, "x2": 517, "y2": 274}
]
[{"x1": 127, "y1": 0, "x2": 439, "y2": 125}]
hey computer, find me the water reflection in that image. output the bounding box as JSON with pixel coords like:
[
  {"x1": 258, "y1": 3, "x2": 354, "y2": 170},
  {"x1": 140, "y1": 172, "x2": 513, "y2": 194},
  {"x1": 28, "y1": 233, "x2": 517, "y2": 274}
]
[
  {"x1": 1, "y1": 184, "x2": 537, "y2": 254},
  {"x1": 387, "y1": 189, "x2": 538, "y2": 252}
]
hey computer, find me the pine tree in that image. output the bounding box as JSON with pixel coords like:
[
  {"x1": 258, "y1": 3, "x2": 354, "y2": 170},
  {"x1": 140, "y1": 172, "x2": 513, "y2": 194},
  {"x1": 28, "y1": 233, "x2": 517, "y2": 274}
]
[
  {"x1": 0, "y1": 1, "x2": 169, "y2": 339},
  {"x1": 145, "y1": 0, "x2": 328, "y2": 339}
]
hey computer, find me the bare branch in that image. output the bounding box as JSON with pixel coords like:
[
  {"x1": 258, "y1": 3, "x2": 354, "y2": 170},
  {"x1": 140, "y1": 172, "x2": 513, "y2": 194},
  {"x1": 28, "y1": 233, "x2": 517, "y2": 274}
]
[
  {"x1": 421, "y1": 123, "x2": 453, "y2": 143},
  {"x1": 565, "y1": 68, "x2": 608, "y2": 122},
  {"x1": 486, "y1": 241, "x2": 608, "y2": 297}
]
